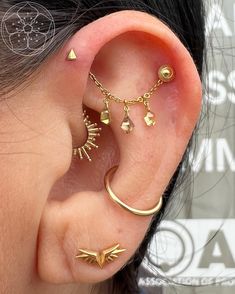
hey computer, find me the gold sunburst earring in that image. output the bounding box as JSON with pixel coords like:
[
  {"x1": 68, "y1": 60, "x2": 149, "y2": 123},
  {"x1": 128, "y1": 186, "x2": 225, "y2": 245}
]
[{"x1": 73, "y1": 110, "x2": 102, "y2": 162}]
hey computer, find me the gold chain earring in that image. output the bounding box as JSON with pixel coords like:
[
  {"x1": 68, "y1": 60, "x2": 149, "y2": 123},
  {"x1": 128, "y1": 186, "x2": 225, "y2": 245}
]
[
  {"x1": 89, "y1": 65, "x2": 175, "y2": 133},
  {"x1": 73, "y1": 110, "x2": 102, "y2": 162}
]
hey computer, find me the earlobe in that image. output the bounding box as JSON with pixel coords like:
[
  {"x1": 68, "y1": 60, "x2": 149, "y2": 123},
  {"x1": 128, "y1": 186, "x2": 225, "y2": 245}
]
[{"x1": 37, "y1": 10, "x2": 202, "y2": 285}]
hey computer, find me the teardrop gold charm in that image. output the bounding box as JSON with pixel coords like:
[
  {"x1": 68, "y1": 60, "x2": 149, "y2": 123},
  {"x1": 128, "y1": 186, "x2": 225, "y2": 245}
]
[
  {"x1": 120, "y1": 102, "x2": 134, "y2": 133},
  {"x1": 121, "y1": 115, "x2": 135, "y2": 134}
]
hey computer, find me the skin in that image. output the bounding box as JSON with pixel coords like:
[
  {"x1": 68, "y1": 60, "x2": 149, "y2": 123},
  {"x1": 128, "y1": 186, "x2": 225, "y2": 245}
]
[{"x1": 0, "y1": 10, "x2": 202, "y2": 294}]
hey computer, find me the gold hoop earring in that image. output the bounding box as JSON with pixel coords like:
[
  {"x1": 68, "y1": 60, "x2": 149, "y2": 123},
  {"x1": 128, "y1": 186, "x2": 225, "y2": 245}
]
[
  {"x1": 73, "y1": 110, "x2": 102, "y2": 162},
  {"x1": 104, "y1": 165, "x2": 163, "y2": 216}
]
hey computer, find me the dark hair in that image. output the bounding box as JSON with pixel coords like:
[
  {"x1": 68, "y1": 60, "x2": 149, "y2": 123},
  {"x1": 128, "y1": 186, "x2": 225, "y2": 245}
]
[{"x1": 0, "y1": 1, "x2": 206, "y2": 293}]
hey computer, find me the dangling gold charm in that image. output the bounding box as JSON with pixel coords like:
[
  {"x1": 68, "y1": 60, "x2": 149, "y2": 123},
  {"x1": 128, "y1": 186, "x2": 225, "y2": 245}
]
[
  {"x1": 143, "y1": 94, "x2": 156, "y2": 127},
  {"x1": 100, "y1": 98, "x2": 111, "y2": 125},
  {"x1": 144, "y1": 111, "x2": 156, "y2": 126},
  {"x1": 88, "y1": 65, "x2": 175, "y2": 134},
  {"x1": 73, "y1": 110, "x2": 102, "y2": 162},
  {"x1": 120, "y1": 101, "x2": 135, "y2": 134}
]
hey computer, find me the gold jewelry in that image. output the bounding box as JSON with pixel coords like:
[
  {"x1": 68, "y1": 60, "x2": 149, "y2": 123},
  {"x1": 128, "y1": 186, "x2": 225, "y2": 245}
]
[
  {"x1": 73, "y1": 110, "x2": 102, "y2": 161},
  {"x1": 104, "y1": 165, "x2": 163, "y2": 216},
  {"x1": 75, "y1": 243, "x2": 126, "y2": 268},
  {"x1": 67, "y1": 48, "x2": 77, "y2": 61},
  {"x1": 89, "y1": 65, "x2": 175, "y2": 133}
]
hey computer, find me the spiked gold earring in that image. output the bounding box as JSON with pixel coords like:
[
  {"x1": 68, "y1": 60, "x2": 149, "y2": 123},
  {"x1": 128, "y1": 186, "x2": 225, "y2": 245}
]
[
  {"x1": 73, "y1": 110, "x2": 102, "y2": 162},
  {"x1": 75, "y1": 243, "x2": 126, "y2": 268}
]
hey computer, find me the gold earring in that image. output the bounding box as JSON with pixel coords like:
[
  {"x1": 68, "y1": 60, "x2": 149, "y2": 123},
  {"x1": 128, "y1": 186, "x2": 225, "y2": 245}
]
[
  {"x1": 75, "y1": 243, "x2": 126, "y2": 268},
  {"x1": 104, "y1": 165, "x2": 163, "y2": 216},
  {"x1": 73, "y1": 110, "x2": 102, "y2": 162},
  {"x1": 89, "y1": 65, "x2": 175, "y2": 133},
  {"x1": 67, "y1": 49, "x2": 77, "y2": 61}
]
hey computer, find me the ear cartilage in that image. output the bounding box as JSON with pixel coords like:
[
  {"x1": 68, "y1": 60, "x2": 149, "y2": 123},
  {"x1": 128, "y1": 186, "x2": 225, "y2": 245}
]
[
  {"x1": 88, "y1": 65, "x2": 175, "y2": 133},
  {"x1": 67, "y1": 49, "x2": 77, "y2": 61},
  {"x1": 73, "y1": 110, "x2": 102, "y2": 162},
  {"x1": 75, "y1": 244, "x2": 126, "y2": 268}
]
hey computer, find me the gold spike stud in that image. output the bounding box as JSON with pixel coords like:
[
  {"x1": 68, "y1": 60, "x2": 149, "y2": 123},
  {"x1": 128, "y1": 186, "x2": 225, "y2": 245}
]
[
  {"x1": 75, "y1": 244, "x2": 126, "y2": 268},
  {"x1": 67, "y1": 49, "x2": 77, "y2": 61}
]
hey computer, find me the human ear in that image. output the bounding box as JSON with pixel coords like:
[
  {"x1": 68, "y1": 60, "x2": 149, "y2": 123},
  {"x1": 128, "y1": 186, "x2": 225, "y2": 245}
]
[{"x1": 37, "y1": 10, "x2": 202, "y2": 284}]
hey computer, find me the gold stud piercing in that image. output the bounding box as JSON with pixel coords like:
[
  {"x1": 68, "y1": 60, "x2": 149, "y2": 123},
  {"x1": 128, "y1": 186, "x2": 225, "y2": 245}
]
[
  {"x1": 75, "y1": 244, "x2": 126, "y2": 268},
  {"x1": 89, "y1": 65, "x2": 175, "y2": 133},
  {"x1": 73, "y1": 110, "x2": 102, "y2": 162},
  {"x1": 158, "y1": 65, "x2": 175, "y2": 82},
  {"x1": 104, "y1": 165, "x2": 163, "y2": 216},
  {"x1": 67, "y1": 49, "x2": 77, "y2": 61}
]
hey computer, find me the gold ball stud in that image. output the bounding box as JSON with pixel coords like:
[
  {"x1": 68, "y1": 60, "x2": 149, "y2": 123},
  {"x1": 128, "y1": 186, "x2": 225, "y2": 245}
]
[{"x1": 158, "y1": 65, "x2": 175, "y2": 82}]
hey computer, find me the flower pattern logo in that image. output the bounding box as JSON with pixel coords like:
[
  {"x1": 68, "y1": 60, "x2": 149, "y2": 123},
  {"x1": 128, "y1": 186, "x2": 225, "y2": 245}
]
[{"x1": 1, "y1": 1, "x2": 55, "y2": 56}]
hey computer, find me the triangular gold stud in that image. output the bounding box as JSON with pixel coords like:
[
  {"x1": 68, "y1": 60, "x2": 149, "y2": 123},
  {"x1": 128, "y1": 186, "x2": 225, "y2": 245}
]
[{"x1": 67, "y1": 49, "x2": 77, "y2": 61}]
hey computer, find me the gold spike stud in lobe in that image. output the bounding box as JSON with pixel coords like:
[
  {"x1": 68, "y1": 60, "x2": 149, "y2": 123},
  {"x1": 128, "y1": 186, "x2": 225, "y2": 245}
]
[
  {"x1": 73, "y1": 110, "x2": 102, "y2": 162},
  {"x1": 67, "y1": 49, "x2": 77, "y2": 61},
  {"x1": 75, "y1": 244, "x2": 126, "y2": 268}
]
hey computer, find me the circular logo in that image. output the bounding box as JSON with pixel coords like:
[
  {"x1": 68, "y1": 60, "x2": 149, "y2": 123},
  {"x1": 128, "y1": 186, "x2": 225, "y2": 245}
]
[
  {"x1": 1, "y1": 1, "x2": 55, "y2": 56},
  {"x1": 142, "y1": 221, "x2": 194, "y2": 277}
]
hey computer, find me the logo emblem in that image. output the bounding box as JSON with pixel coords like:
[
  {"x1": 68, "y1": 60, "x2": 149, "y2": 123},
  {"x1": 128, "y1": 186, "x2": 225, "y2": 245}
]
[{"x1": 1, "y1": 1, "x2": 55, "y2": 56}]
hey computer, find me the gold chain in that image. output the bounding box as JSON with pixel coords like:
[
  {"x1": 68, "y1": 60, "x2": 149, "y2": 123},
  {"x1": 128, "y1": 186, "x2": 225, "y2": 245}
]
[
  {"x1": 89, "y1": 72, "x2": 164, "y2": 105},
  {"x1": 88, "y1": 65, "x2": 175, "y2": 134}
]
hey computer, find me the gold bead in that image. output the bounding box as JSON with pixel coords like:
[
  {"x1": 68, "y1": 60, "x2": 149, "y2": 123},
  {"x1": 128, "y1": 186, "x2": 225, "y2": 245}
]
[
  {"x1": 144, "y1": 111, "x2": 156, "y2": 126},
  {"x1": 158, "y1": 65, "x2": 175, "y2": 82}
]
